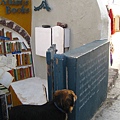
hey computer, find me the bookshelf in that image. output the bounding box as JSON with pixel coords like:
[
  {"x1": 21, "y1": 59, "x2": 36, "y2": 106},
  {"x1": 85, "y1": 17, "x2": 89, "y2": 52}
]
[{"x1": 0, "y1": 27, "x2": 34, "y2": 81}]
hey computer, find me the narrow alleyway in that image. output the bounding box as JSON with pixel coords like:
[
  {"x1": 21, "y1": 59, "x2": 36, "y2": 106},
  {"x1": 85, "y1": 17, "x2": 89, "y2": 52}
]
[
  {"x1": 111, "y1": 32, "x2": 120, "y2": 70},
  {"x1": 91, "y1": 32, "x2": 120, "y2": 120}
]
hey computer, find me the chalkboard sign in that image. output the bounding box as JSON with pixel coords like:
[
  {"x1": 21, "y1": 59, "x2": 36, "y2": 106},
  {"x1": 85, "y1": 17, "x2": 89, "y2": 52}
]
[{"x1": 64, "y1": 39, "x2": 109, "y2": 120}]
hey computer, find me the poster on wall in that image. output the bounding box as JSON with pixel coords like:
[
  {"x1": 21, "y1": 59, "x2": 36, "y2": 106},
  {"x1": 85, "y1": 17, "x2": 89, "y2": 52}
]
[{"x1": 0, "y1": 0, "x2": 32, "y2": 35}]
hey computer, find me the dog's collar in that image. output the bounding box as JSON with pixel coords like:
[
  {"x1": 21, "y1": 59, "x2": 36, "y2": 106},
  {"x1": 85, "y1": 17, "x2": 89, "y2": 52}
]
[{"x1": 54, "y1": 102, "x2": 66, "y2": 113}]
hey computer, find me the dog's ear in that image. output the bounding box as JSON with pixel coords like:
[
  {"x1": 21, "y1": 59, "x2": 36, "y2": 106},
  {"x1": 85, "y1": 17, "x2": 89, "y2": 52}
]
[
  {"x1": 53, "y1": 90, "x2": 64, "y2": 106},
  {"x1": 62, "y1": 93, "x2": 75, "y2": 113},
  {"x1": 53, "y1": 90, "x2": 77, "y2": 113}
]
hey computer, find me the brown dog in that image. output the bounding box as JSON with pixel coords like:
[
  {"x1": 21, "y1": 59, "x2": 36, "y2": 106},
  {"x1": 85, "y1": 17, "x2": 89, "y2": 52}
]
[{"x1": 9, "y1": 89, "x2": 77, "y2": 120}]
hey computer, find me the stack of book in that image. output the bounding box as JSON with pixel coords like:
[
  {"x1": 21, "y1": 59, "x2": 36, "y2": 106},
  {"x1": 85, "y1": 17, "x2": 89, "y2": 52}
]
[{"x1": 0, "y1": 84, "x2": 12, "y2": 120}]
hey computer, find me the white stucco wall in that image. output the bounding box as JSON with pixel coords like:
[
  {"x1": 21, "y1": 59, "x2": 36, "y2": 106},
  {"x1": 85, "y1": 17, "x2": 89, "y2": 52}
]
[
  {"x1": 97, "y1": 0, "x2": 111, "y2": 40},
  {"x1": 31, "y1": 0, "x2": 109, "y2": 79}
]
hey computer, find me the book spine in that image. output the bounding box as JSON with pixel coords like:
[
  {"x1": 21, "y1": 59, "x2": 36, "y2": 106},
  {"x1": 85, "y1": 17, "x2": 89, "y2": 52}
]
[
  {"x1": 14, "y1": 69, "x2": 18, "y2": 81},
  {"x1": 8, "y1": 69, "x2": 14, "y2": 77},
  {"x1": 24, "y1": 54, "x2": 26, "y2": 65},
  {"x1": 1, "y1": 43, "x2": 4, "y2": 54},
  {"x1": 0, "y1": 30, "x2": 2, "y2": 36},
  {"x1": 6, "y1": 43, "x2": 9, "y2": 53},
  {"x1": 9, "y1": 32, "x2": 12, "y2": 40},
  {"x1": 8, "y1": 69, "x2": 15, "y2": 82},
  {"x1": 12, "y1": 42, "x2": 15, "y2": 52},
  {"x1": 16, "y1": 54, "x2": 21, "y2": 66},
  {"x1": 6, "y1": 31, "x2": 12, "y2": 40},
  {"x1": 29, "y1": 66, "x2": 32, "y2": 77},
  {"x1": 19, "y1": 68, "x2": 23, "y2": 80},
  {"x1": 26, "y1": 53, "x2": 30, "y2": 64},
  {"x1": 6, "y1": 31, "x2": 9, "y2": 38},
  {"x1": 23, "y1": 68, "x2": 26, "y2": 79},
  {"x1": 15, "y1": 42, "x2": 18, "y2": 52},
  {"x1": 10, "y1": 42, "x2": 12, "y2": 53},
  {"x1": 1, "y1": 28, "x2": 4, "y2": 37},
  {"x1": 22, "y1": 42, "x2": 27, "y2": 50},
  {"x1": 0, "y1": 44, "x2": 2, "y2": 54},
  {"x1": 19, "y1": 42, "x2": 22, "y2": 52},
  {"x1": 17, "y1": 68, "x2": 20, "y2": 80},
  {"x1": 22, "y1": 54, "x2": 25, "y2": 65}
]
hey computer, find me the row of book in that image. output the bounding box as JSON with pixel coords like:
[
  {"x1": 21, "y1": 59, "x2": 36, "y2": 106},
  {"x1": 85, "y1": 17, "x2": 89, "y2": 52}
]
[
  {"x1": 6, "y1": 42, "x2": 22, "y2": 53},
  {"x1": 8, "y1": 66, "x2": 33, "y2": 81},
  {"x1": 13, "y1": 53, "x2": 32, "y2": 66},
  {"x1": 0, "y1": 28, "x2": 19, "y2": 41},
  {"x1": 0, "y1": 42, "x2": 28, "y2": 54}
]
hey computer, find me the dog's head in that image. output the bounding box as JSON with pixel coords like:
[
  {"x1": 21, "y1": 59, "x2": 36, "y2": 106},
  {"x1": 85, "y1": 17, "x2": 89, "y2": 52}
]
[{"x1": 53, "y1": 89, "x2": 77, "y2": 113}]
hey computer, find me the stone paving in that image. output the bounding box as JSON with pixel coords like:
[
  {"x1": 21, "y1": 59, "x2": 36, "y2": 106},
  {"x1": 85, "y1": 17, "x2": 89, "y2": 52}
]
[
  {"x1": 91, "y1": 74, "x2": 120, "y2": 120},
  {"x1": 108, "y1": 68, "x2": 118, "y2": 91}
]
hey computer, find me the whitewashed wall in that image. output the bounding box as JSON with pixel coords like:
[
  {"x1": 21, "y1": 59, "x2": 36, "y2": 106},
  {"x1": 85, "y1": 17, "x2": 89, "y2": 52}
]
[{"x1": 31, "y1": 0, "x2": 109, "y2": 79}]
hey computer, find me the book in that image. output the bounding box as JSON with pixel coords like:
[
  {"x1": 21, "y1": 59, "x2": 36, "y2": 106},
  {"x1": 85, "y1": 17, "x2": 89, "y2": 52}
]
[
  {"x1": 6, "y1": 43, "x2": 10, "y2": 53},
  {"x1": 6, "y1": 31, "x2": 9, "y2": 38},
  {"x1": 30, "y1": 53, "x2": 32, "y2": 64},
  {"x1": 13, "y1": 69, "x2": 18, "y2": 81},
  {"x1": 11, "y1": 42, "x2": 15, "y2": 52},
  {"x1": 9, "y1": 32, "x2": 12, "y2": 40},
  {"x1": 8, "y1": 69, "x2": 14, "y2": 77},
  {"x1": 18, "y1": 42, "x2": 22, "y2": 52},
  {"x1": 22, "y1": 54, "x2": 25, "y2": 65},
  {"x1": 17, "y1": 68, "x2": 20, "y2": 80},
  {"x1": 10, "y1": 42, "x2": 12, "y2": 52},
  {"x1": 1, "y1": 43, "x2": 4, "y2": 54},
  {"x1": 1, "y1": 28, "x2": 4, "y2": 37},
  {"x1": 0, "y1": 30, "x2": 2, "y2": 36},
  {"x1": 0, "y1": 44, "x2": 2, "y2": 54},
  {"x1": 19, "y1": 68, "x2": 23, "y2": 79},
  {"x1": 13, "y1": 37, "x2": 19, "y2": 40},
  {"x1": 16, "y1": 54, "x2": 21, "y2": 66},
  {"x1": 23, "y1": 68, "x2": 26, "y2": 79},
  {"x1": 27, "y1": 53, "x2": 31, "y2": 65},
  {"x1": 22, "y1": 42, "x2": 28, "y2": 50},
  {"x1": 29, "y1": 66, "x2": 32, "y2": 77},
  {"x1": 6, "y1": 31, "x2": 10, "y2": 39},
  {"x1": 24, "y1": 54, "x2": 27, "y2": 65},
  {"x1": 26, "y1": 67, "x2": 29, "y2": 78}
]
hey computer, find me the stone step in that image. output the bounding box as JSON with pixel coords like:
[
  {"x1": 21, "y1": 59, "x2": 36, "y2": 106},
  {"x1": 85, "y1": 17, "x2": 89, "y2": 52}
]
[{"x1": 108, "y1": 68, "x2": 119, "y2": 91}]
